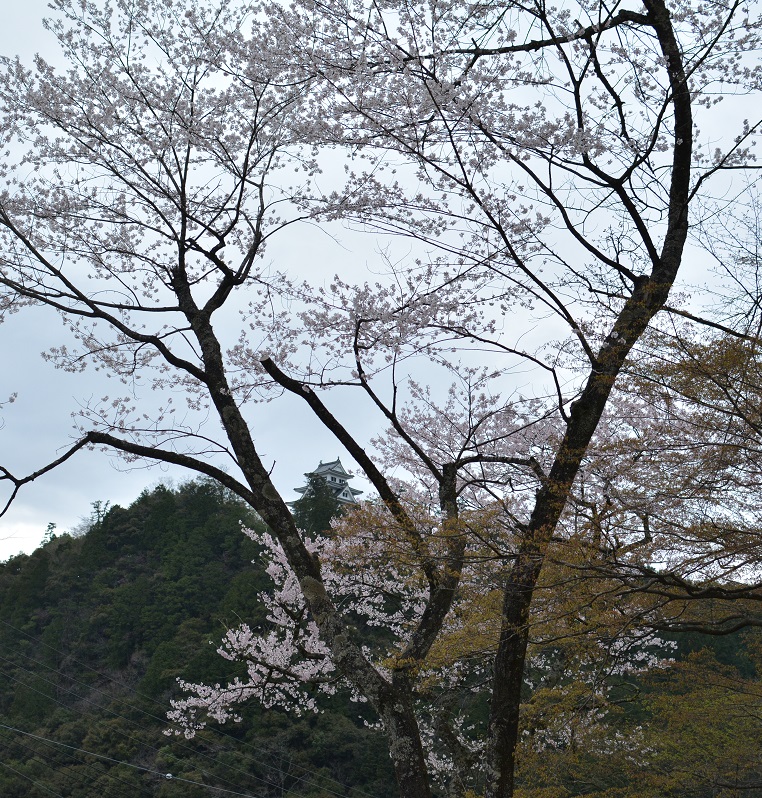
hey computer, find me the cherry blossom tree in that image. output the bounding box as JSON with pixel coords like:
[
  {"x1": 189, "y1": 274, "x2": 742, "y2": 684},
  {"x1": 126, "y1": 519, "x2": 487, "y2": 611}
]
[{"x1": 1, "y1": 0, "x2": 761, "y2": 796}]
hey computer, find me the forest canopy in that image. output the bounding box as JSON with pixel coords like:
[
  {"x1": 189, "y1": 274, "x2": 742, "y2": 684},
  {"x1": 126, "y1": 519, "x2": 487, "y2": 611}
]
[
  {"x1": 1, "y1": 481, "x2": 761, "y2": 797},
  {"x1": 0, "y1": 480, "x2": 396, "y2": 797}
]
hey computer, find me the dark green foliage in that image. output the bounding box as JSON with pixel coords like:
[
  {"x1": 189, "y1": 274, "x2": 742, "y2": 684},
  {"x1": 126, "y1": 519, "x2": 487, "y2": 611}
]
[
  {"x1": 666, "y1": 627, "x2": 758, "y2": 678},
  {"x1": 291, "y1": 474, "x2": 344, "y2": 536},
  {"x1": 514, "y1": 629, "x2": 762, "y2": 798},
  {"x1": 0, "y1": 480, "x2": 396, "y2": 798},
  {"x1": 2, "y1": 479, "x2": 761, "y2": 798}
]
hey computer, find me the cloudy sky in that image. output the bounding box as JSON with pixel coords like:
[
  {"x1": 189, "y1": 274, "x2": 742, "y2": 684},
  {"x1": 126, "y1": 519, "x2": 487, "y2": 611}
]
[
  {"x1": 0, "y1": 2, "x2": 379, "y2": 559},
  {"x1": 0, "y1": 0, "x2": 734, "y2": 561}
]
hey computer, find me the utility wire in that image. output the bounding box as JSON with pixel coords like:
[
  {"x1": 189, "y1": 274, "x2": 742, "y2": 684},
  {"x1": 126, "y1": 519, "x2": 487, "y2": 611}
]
[
  {"x1": 0, "y1": 723, "x2": 267, "y2": 798},
  {"x1": 0, "y1": 660, "x2": 291, "y2": 797},
  {"x1": 0, "y1": 726, "x2": 153, "y2": 798},
  {"x1": 0, "y1": 618, "x2": 383, "y2": 798},
  {"x1": 0, "y1": 758, "x2": 67, "y2": 798}
]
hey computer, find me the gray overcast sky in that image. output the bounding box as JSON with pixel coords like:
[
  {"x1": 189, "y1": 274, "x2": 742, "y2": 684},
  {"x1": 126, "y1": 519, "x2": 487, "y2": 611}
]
[
  {"x1": 0, "y1": 2, "x2": 376, "y2": 559},
  {"x1": 0, "y1": 1, "x2": 730, "y2": 561}
]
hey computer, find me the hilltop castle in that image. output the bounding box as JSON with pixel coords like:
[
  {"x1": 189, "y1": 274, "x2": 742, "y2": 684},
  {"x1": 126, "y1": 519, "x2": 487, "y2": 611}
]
[{"x1": 293, "y1": 458, "x2": 363, "y2": 505}]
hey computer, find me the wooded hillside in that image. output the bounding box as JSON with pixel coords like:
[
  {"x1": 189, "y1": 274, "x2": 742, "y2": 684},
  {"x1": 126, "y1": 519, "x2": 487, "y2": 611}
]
[
  {"x1": 0, "y1": 481, "x2": 395, "y2": 797},
  {"x1": 1, "y1": 481, "x2": 761, "y2": 797}
]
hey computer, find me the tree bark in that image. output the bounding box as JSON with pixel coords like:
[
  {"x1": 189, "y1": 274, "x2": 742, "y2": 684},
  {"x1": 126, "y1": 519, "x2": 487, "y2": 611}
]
[{"x1": 484, "y1": 0, "x2": 692, "y2": 788}]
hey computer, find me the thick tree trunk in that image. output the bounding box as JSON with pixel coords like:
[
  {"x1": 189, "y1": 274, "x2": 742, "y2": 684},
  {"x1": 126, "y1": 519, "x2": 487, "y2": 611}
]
[
  {"x1": 380, "y1": 698, "x2": 434, "y2": 798},
  {"x1": 483, "y1": 1, "x2": 692, "y2": 792},
  {"x1": 484, "y1": 336, "x2": 668, "y2": 798},
  {"x1": 484, "y1": 378, "x2": 621, "y2": 798}
]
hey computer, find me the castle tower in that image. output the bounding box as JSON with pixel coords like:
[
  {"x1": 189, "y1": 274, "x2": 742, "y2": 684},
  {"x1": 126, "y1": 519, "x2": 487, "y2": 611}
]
[{"x1": 293, "y1": 458, "x2": 363, "y2": 505}]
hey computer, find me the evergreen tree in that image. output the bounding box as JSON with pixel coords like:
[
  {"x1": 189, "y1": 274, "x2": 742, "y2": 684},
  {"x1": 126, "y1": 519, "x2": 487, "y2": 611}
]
[
  {"x1": 0, "y1": 481, "x2": 397, "y2": 798},
  {"x1": 290, "y1": 474, "x2": 344, "y2": 536}
]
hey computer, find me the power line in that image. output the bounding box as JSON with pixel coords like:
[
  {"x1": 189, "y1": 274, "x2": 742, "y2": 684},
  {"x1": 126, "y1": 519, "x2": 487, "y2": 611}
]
[
  {"x1": 0, "y1": 758, "x2": 67, "y2": 798},
  {"x1": 0, "y1": 726, "x2": 153, "y2": 798},
  {"x1": 0, "y1": 618, "x2": 385, "y2": 798},
  {"x1": 0, "y1": 723, "x2": 266, "y2": 798},
  {"x1": 0, "y1": 660, "x2": 290, "y2": 796}
]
